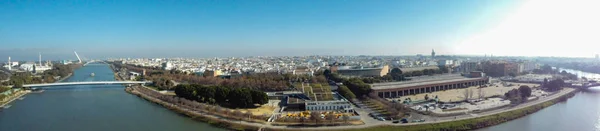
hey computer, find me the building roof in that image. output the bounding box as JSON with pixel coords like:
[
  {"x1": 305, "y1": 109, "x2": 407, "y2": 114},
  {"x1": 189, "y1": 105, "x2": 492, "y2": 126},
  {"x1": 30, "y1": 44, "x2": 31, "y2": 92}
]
[
  {"x1": 371, "y1": 74, "x2": 484, "y2": 90},
  {"x1": 399, "y1": 66, "x2": 439, "y2": 72}
]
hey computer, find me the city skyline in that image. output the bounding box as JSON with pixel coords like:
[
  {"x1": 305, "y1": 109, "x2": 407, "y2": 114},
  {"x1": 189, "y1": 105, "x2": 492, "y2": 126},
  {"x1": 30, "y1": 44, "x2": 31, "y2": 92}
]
[{"x1": 2, "y1": 0, "x2": 600, "y2": 60}]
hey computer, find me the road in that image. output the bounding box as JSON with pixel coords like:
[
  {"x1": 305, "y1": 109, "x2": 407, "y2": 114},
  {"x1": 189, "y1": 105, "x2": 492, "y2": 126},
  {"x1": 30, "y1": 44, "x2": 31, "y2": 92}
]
[{"x1": 133, "y1": 86, "x2": 576, "y2": 130}]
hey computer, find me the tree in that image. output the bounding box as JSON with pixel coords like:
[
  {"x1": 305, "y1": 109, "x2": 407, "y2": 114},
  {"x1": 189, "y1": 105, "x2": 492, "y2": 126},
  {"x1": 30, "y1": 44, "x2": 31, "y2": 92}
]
[
  {"x1": 518, "y1": 85, "x2": 532, "y2": 98},
  {"x1": 542, "y1": 64, "x2": 553, "y2": 73},
  {"x1": 300, "y1": 116, "x2": 307, "y2": 125},
  {"x1": 342, "y1": 114, "x2": 350, "y2": 124},
  {"x1": 244, "y1": 111, "x2": 253, "y2": 121},
  {"x1": 478, "y1": 88, "x2": 485, "y2": 99},
  {"x1": 232, "y1": 110, "x2": 243, "y2": 120},
  {"x1": 343, "y1": 78, "x2": 372, "y2": 97},
  {"x1": 250, "y1": 90, "x2": 269, "y2": 105},
  {"x1": 545, "y1": 79, "x2": 565, "y2": 91},
  {"x1": 469, "y1": 88, "x2": 474, "y2": 99},
  {"x1": 325, "y1": 113, "x2": 336, "y2": 124},
  {"x1": 389, "y1": 68, "x2": 404, "y2": 81},
  {"x1": 323, "y1": 69, "x2": 332, "y2": 78},
  {"x1": 463, "y1": 89, "x2": 469, "y2": 100},
  {"x1": 228, "y1": 88, "x2": 253, "y2": 108},
  {"x1": 13, "y1": 80, "x2": 23, "y2": 88},
  {"x1": 310, "y1": 111, "x2": 322, "y2": 125},
  {"x1": 337, "y1": 85, "x2": 356, "y2": 99},
  {"x1": 214, "y1": 86, "x2": 230, "y2": 103}
]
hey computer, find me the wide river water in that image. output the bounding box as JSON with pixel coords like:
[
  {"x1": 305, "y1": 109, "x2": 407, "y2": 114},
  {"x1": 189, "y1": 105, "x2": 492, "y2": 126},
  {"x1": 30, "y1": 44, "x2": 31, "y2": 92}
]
[
  {"x1": 0, "y1": 64, "x2": 225, "y2": 131},
  {"x1": 480, "y1": 68, "x2": 600, "y2": 131},
  {"x1": 2, "y1": 64, "x2": 600, "y2": 131}
]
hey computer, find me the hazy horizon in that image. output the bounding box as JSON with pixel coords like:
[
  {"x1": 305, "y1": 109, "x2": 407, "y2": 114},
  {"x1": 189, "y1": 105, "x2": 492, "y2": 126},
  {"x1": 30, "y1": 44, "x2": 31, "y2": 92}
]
[{"x1": 2, "y1": 0, "x2": 600, "y2": 61}]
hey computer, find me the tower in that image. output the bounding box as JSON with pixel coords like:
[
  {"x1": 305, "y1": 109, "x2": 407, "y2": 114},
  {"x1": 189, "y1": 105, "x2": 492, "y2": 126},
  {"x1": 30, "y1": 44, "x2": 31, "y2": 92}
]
[
  {"x1": 39, "y1": 52, "x2": 42, "y2": 66},
  {"x1": 431, "y1": 49, "x2": 436, "y2": 58},
  {"x1": 7, "y1": 56, "x2": 11, "y2": 70}
]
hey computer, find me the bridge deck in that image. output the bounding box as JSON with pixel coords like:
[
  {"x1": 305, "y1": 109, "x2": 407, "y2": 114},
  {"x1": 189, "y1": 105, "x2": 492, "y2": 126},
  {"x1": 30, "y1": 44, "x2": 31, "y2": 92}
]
[{"x1": 23, "y1": 81, "x2": 152, "y2": 87}]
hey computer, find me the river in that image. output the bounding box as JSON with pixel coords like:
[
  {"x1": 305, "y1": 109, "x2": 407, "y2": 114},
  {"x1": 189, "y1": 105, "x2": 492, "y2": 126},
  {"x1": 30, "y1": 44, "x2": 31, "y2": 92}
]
[
  {"x1": 0, "y1": 64, "x2": 225, "y2": 131},
  {"x1": 481, "y1": 68, "x2": 600, "y2": 131}
]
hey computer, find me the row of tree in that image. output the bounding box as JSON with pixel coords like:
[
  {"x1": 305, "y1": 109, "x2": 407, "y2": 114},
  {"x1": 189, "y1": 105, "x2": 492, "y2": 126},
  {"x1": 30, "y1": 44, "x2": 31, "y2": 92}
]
[
  {"x1": 504, "y1": 85, "x2": 533, "y2": 104},
  {"x1": 336, "y1": 85, "x2": 356, "y2": 99},
  {"x1": 134, "y1": 86, "x2": 269, "y2": 122},
  {"x1": 543, "y1": 78, "x2": 565, "y2": 91},
  {"x1": 112, "y1": 62, "x2": 331, "y2": 91},
  {"x1": 174, "y1": 84, "x2": 268, "y2": 108}
]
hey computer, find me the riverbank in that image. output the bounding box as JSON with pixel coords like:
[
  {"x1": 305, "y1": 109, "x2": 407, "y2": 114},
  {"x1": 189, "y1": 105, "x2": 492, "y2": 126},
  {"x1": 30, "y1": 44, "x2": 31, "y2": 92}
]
[
  {"x1": 320, "y1": 88, "x2": 579, "y2": 131},
  {"x1": 126, "y1": 86, "x2": 262, "y2": 131},
  {"x1": 55, "y1": 73, "x2": 73, "y2": 83},
  {"x1": 0, "y1": 90, "x2": 29, "y2": 108},
  {"x1": 127, "y1": 81, "x2": 579, "y2": 131}
]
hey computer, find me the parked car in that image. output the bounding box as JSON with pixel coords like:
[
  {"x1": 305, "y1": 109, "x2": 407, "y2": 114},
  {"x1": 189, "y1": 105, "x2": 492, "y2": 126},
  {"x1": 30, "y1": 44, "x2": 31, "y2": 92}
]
[
  {"x1": 392, "y1": 120, "x2": 400, "y2": 123},
  {"x1": 401, "y1": 118, "x2": 408, "y2": 123}
]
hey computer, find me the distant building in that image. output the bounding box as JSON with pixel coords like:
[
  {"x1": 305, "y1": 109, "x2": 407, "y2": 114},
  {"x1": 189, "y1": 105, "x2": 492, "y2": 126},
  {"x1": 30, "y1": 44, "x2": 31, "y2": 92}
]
[
  {"x1": 431, "y1": 49, "x2": 436, "y2": 59},
  {"x1": 517, "y1": 61, "x2": 538, "y2": 73},
  {"x1": 332, "y1": 65, "x2": 389, "y2": 77},
  {"x1": 161, "y1": 62, "x2": 173, "y2": 70},
  {"x1": 371, "y1": 74, "x2": 488, "y2": 98},
  {"x1": 399, "y1": 66, "x2": 439, "y2": 74},
  {"x1": 203, "y1": 69, "x2": 222, "y2": 77},
  {"x1": 460, "y1": 61, "x2": 479, "y2": 73},
  {"x1": 20, "y1": 63, "x2": 36, "y2": 72},
  {"x1": 437, "y1": 60, "x2": 453, "y2": 67},
  {"x1": 129, "y1": 71, "x2": 141, "y2": 81},
  {"x1": 292, "y1": 66, "x2": 314, "y2": 76},
  {"x1": 482, "y1": 61, "x2": 518, "y2": 77},
  {"x1": 596, "y1": 54, "x2": 599, "y2": 60}
]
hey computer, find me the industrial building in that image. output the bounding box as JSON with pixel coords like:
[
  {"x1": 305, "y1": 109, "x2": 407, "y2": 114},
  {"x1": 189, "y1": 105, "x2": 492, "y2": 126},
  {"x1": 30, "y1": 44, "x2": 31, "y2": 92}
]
[
  {"x1": 371, "y1": 73, "x2": 488, "y2": 98},
  {"x1": 331, "y1": 65, "x2": 390, "y2": 77}
]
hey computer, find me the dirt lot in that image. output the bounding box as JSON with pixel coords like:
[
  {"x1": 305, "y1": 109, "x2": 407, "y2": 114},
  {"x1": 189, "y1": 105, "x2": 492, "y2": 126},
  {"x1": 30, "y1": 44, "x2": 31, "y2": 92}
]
[{"x1": 391, "y1": 82, "x2": 540, "y2": 102}]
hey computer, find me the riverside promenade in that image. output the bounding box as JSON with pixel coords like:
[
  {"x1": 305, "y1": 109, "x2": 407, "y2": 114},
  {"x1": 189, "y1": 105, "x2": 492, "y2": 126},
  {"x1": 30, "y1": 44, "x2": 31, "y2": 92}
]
[{"x1": 128, "y1": 84, "x2": 578, "y2": 131}]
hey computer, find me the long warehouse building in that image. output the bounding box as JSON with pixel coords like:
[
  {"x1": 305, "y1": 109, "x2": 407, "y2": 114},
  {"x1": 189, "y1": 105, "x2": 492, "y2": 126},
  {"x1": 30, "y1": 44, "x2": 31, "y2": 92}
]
[{"x1": 371, "y1": 73, "x2": 489, "y2": 98}]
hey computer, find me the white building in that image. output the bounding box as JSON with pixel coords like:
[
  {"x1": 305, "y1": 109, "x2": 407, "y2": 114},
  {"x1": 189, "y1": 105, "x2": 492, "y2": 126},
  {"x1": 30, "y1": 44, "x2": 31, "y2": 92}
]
[
  {"x1": 20, "y1": 63, "x2": 35, "y2": 72},
  {"x1": 305, "y1": 101, "x2": 353, "y2": 112},
  {"x1": 162, "y1": 62, "x2": 173, "y2": 70}
]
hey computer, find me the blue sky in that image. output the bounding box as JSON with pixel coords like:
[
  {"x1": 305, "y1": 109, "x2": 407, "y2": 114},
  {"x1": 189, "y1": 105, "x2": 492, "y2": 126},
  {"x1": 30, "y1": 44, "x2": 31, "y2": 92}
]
[{"x1": 1, "y1": 0, "x2": 525, "y2": 61}]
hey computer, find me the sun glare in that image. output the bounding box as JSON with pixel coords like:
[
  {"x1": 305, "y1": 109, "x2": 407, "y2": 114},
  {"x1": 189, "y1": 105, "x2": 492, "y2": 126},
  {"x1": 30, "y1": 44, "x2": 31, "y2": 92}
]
[{"x1": 457, "y1": 0, "x2": 600, "y2": 57}]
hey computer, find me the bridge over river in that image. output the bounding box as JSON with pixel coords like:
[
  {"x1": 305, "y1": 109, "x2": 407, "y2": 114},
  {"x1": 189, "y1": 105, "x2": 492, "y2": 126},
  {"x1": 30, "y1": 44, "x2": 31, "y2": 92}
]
[{"x1": 23, "y1": 81, "x2": 152, "y2": 88}]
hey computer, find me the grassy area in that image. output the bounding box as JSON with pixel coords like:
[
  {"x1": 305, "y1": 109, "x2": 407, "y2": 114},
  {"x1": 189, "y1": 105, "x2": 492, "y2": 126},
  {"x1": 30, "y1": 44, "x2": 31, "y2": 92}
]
[{"x1": 238, "y1": 104, "x2": 276, "y2": 116}]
